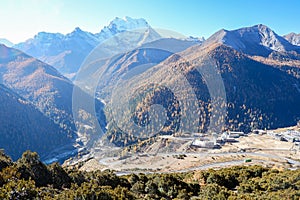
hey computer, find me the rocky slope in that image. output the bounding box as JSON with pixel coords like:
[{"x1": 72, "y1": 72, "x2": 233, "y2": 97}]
[
  {"x1": 284, "y1": 32, "x2": 300, "y2": 46},
  {"x1": 204, "y1": 24, "x2": 300, "y2": 57}
]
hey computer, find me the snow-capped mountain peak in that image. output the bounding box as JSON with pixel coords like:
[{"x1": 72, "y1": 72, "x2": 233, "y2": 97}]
[
  {"x1": 0, "y1": 38, "x2": 14, "y2": 47},
  {"x1": 33, "y1": 32, "x2": 64, "y2": 41},
  {"x1": 107, "y1": 16, "x2": 149, "y2": 32},
  {"x1": 72, "y1": 27, "x2": 84, "y2": 33},
  {"x1": 14, "y1": 16, "x2": 163, "y2": 77},
  {"x1": 65, "y1": 27, "x2": 100, "y2": 47},
  {"x1": 186, "y1": 36, "x2": 205, "y2": 42},
  {"x1": 96, "y1": 16, "x2": 151, "y2": 41}
]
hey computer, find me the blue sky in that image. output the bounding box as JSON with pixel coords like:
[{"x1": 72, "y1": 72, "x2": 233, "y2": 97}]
[{"x1": 1, "y1": 0, "x2": 299, "y2": 43}]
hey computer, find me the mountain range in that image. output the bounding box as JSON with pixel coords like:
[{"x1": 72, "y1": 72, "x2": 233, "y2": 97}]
[
  {"x1": 13, "y1": 17, "x2": 157, "y2": 79},
  {"x1": 1, "y1": 16, "x2": 300, "y2": 161},
  {"x1": 90, "y1": 34, "x2": 300, "y2": 147}
]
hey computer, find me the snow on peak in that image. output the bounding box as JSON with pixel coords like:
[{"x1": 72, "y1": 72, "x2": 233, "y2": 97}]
[
  {"x1": 33, "y1": 32, "x2": 64, "y2": 41},
  {"x1": 66, "y1": 27, "x2": 100, "y2": 46},
  {"x1": 73, "y1": 27, "x2": 84, "y2": 33},
  {"x1": 68, "y1": 27, "x2": 91, "y2": 37},
  {"x1": 184, "y1": 36, "x2": 205, "y2": 43},
  {"x1": 96, "y1": 16, "x2": 151, "y2": 41},
  {"x1": 107, "y1": 16, "x2": 149, "y2": 32},
  {"x1": 0, "y1": 38, "x2": 14, "y2": 47}
]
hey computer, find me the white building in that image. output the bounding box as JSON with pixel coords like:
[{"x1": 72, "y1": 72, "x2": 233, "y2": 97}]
[{"x1": 191, "y1": 139, "x2": 215, "y2": 148}]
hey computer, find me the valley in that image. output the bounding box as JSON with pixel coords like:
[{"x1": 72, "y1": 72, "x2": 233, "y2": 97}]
[
  {"x1": 2, "y1": 16, "x2": 300, "y2": 168},
  {"x1": 1, "y1": 0, "x2": 300, "y2": 198}
]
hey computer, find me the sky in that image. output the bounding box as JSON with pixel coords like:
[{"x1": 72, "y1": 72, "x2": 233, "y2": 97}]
[{"x1": 1, "y1": 0, "x2": 300, "y2": 43}]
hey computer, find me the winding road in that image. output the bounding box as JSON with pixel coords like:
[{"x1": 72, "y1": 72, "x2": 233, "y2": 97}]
[{"x1": 98, "y1": 151, "x2": 300, "y2": 176}]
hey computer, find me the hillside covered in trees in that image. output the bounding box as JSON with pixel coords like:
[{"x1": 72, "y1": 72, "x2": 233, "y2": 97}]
[{"x1": 0, "y1": 150, "x2": 300, "y2": 199}]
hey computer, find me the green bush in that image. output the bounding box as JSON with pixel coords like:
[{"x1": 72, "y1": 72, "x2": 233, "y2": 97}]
[{"x1": 0, "y1": 151, "x2": 300, "y2": 199}]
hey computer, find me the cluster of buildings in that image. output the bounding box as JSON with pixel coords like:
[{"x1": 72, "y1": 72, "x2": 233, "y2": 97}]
[
  {"x1": 268, "y1": 130, "x2": 300, "y2": 144},
  {"x1": 189, "y1": 127, "x2": 300, "y2": 150},
  {"x1": 191, "y1": 131, "x2": 246, "y2": 149}
]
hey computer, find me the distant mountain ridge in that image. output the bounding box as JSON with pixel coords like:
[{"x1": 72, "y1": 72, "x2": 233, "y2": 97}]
[
  {"x1": 0, "y1": 38, "x2": 13, "y2": 47},
  {"x1": 14, "y1": 17, "x2": 164, "y2": 78},
  {"x1": 284, "y1": 32, "x2": 300, "y2": 46},
  {"x1": 205, "y1": 24, "x2": 300, "y2": 57},
  {"x1": 88, "y1": 37, "x2": 201, "y2": 100}
]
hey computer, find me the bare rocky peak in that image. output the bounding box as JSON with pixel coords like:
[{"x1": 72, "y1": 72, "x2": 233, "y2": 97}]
[
  {"x1": 204, "y1": 24, "x2": 299, "y2": 56},
  {"x1": 284, "y1": 32, "x2": 300, "y2": 46}
]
